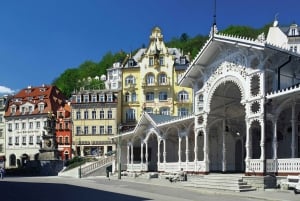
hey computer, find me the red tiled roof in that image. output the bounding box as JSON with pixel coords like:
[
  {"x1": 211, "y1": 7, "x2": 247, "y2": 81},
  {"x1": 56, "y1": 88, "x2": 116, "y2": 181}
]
[{"x1": 4, "y1": 85, "x2": 67, "y2": 117}]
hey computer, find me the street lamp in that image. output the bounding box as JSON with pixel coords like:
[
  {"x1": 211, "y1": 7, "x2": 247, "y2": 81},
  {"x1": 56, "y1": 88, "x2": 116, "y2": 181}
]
[{"x1": 118, "y1": 124, "x2": 123, "y2": 180}]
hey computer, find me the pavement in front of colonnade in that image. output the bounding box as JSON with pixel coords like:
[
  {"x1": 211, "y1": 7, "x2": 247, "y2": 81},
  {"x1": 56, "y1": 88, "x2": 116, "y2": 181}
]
[{"x1": 0, "y1": 175, "x2": 299, "y2": 201}]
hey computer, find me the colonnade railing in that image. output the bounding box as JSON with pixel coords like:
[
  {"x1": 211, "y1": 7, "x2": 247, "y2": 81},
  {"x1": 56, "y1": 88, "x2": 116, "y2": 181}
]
[
  {"x1": 126, "y1": 158, "x2": 300, "y2": 175},
  {"x1": 80, "y1": 155, "x2": 115, "y2": 178}
]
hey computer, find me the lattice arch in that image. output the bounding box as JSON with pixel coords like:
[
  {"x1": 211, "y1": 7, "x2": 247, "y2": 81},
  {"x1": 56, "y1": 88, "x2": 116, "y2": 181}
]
[{"x1": 206, "y1": 75, "x2": 246, "y2": 113}]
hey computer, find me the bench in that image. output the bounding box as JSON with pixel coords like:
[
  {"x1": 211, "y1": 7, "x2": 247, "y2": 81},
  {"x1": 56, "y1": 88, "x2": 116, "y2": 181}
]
[{"x1": 280, "y1": 175, "x2": 300, "y2": 189}]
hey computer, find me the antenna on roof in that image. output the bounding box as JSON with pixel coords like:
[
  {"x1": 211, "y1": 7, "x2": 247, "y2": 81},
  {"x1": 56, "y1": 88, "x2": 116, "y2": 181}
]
[
  {"x1": 213, "y1": 0, "x2": 217, "y2": 27},
  {"x1": 210, "y1": 0, "x2": 218, "y2": 37}
]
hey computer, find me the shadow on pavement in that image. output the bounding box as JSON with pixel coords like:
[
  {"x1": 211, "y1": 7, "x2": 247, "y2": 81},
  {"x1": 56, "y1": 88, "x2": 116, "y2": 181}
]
[{"x1": 0, "y1": 181, "x2": 151, "y2": 201}]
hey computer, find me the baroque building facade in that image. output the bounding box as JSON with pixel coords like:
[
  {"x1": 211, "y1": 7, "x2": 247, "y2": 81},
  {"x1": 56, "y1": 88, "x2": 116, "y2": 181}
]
[
  {"x1": 56, "y1": 103, "x2": 72, "y2": 160},
  {"x1": 4, "y1": 85, "x2": 67, "y2": 168},
  {"x1": 116, "y1": 21, "x2": 300, "y2": 176},
  {"x1": 120, "y1": 27, "x2": 193, "y2": 130},
  {"x1": 71, "y1": 88, "x2": 121, "y2": 157},
  {"x1": 0, "y1": 96, "x2": 9, "y2": 168}
]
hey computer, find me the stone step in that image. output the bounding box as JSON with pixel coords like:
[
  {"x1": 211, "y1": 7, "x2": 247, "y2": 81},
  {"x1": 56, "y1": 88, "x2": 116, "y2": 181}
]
[{"x1": 184, "y1": 174, "x2": 256, "y2": 192}]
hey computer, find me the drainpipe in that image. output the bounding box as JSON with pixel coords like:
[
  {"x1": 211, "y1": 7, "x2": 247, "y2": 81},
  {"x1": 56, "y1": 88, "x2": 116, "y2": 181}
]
[{"x1": 277, "y1": 56, "x2": 291, "y2": 90}]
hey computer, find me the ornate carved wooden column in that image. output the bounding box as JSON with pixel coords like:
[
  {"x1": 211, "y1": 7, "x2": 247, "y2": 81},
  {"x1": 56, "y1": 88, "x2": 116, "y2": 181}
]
[
  {"x1": 157, "y1": 138, "x2": 161, "y2": 165},
  {"x1": 178, "y1": 136, "x2": 182, "y2": 163},
  {"x1": 222, "y1": 119, "x2": 227, "y2": 172},
  {"x1": 185, "y1": 135, "x2": 189, "y2": 163},
  {"x1": 291, "y1": 102, "x2": 296, "y2": 158},
  {"x1": 272, "y1": 118, "x2": 278, "y2": 160},
  {"x1": 141, "y1": 141, "x2": 144, "y2": 167},
  {"x1": 145, "y1": 141, "x2": 148, "y2": 166},
  {"x1": 260, "y1": 118, "x2": 265, "y2": 161},
  {"x1": 203, "y1": 128, "x2": 209, "y2": 171},
  {"x1": 194, "y1": 128, "x2": 198, "y2": 162},
  {"x1": 163, "y1": 138, "x2": 167, "y2": 168},
  {"x1": 127, "y1": 143, "x2": 130, "y2": 165}
]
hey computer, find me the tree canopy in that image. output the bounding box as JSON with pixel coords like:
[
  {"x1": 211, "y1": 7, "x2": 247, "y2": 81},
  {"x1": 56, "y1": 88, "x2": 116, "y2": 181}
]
[{"x1": 52, "y1": 24, "x2": 271, "y2": 98}]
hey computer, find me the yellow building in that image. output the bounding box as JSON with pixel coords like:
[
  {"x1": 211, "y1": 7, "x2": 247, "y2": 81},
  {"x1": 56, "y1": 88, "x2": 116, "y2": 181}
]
[
  {"x1": 71, "y1": 88, "x2": 121, "y2": 157},
  {"x1": 121, "y1": 27, "x2": 193, "y2": 129}
]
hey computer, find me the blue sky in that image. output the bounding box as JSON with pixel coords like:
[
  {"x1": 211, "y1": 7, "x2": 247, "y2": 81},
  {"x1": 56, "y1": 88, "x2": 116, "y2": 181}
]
[{"x1": 0, "y1": 0, "x2": 299, "y2": 94}]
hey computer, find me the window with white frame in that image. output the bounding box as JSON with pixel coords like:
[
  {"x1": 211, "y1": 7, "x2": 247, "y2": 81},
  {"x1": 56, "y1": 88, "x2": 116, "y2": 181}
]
[
  {"x1": 76, "y1": 126, "x2": 81, "y2": 135},
  {"x1": 91, "y1": 94, "x2": 97, "y2": 102},
  {"x1": 99, "y1": 126, "x2": 105, "y2": 134},
  {"x1": 160, "y1": 107, "x2": 170, "y2": 115},
  {"x1": 146, "y1": 92, "x2": 154, "y2": 101},
  {"x1": 92, "y1": 126, "x2": 96, "y2": 135},
  {"x1": 38, "y1": 104, "x2": 44, "y2": 112},
  {"x1": 0, "y1": 129, "x2": 2, "y2": 137},
  {"x1": 146, "y1": 73, "x2": 155, "y2": 85},
  {"x1": 11, "y1": 106, "x2": 16, "y2": 115},
  {"x1": 99, "y1": 94, "x2": 105, "y2": 102},
  {"x1": 159, "y1": 73, "x2": 167, "y2": 85},
  {"x1": 8, "y1": 123, "x2": 12, "y2": 131},
  {"x1": 22, "y1": 136, "x2": 26, "y2": 145},
  {"x1": 29, "y1": 136, "x2": 33, "y2": 144},
  {"x1": 84, "y1": 110, "x2": 88, "y2": 119},
  {"x1": 178, "y1": 91, "x2": 189, "y2": 102},
  {"x1": 107, "y1": 94, "x2": 113, "y2": 102},
  {"x1": 29, "y1": 122, "x2": 33, "y2": 129},
  {"x1": 125, "y1": 92, "x2": 130, "y2": 102},
  {"x1": 149, "y1": 57, "x2": 154, "y2": 66},
  {"x1": 159, "y1": 91, "x2": 168, "y2": 101},
  {"x1": 100, "y1": 110, "x2": 104, "y2": 119},
  {"x1": 76, "y1": 111, "x2": 81, "y2": 119},
  {"x1": 132, "y1": 92, "x2": 137, "y2": 102},
  {"x1": 8, "y1": 137, "x2": 12, "y2": 145},
  {"x1": 84, "y1": 126, "x2": 88, "y2": 135},
  {"x1": 76, "y1": 95, "x2": 81, "y2": 103},
  {"x1": 29, "y1": 106, "x2": 33, "y2": 114},
  {"x1": 36, "y1": 136, "x2": 41, "y2": 144},
  {"x1": 107, "y1": 110, "x2": 112, "y2": 119},
  {"x1": 15, "y1": 136, "x2": 19, "y2": 145},
  {"x1": 125, "y1": 75, "x2": 135, "y2": 85},
  {"x1": 15, "y1": 123, "x2": 19, "y2": 130},
  {"x1": 145, "y1": 107, "x2": 153, "y2": 114},
  {"x1": 107, "y1": 125, "x2": 112, "y2": 134},
  {"x1": 36, "y1": 121, "x2": 40, "y2": 129},
  {"x1": 178, "y1": 107, "x2": 188, "y2": 116},
  {"x1": 159, "y1": 56, "x2": 164, "y2": 66},
  {"x1": 126, "y1": 109, "x2": 136, "y2": 121},
  {"x1": 83, "y1": 95, "x2": 89, "y2": 103},
  {"x1": 22, "y1": 122, "x2": 26, "y2": 129},
  {"x1": 92, "y1": 110, "x2": 96, "y2": 119}
]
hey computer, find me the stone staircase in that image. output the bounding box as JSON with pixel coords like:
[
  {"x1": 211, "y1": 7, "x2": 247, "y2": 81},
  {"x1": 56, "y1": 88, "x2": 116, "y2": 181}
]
[{"x1": 184, "y1": 174, "x2": 256, "y2": 192}]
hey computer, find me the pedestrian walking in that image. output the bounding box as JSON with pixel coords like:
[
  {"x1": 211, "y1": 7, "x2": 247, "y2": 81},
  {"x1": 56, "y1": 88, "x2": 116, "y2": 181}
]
[{"x1": 0, "y1": 167, "x2": 5, "y2": 179}]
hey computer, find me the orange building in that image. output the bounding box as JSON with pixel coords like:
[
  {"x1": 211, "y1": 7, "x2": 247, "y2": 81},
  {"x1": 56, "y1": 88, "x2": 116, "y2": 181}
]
[{"x1": 56, "y1": 103, "x2": 72, "y2": 160}]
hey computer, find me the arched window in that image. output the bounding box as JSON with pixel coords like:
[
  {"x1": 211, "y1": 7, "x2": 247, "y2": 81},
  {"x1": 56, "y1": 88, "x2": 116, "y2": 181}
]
[
  {"x1": 178, "y1": 91, "x2": 189, "y2": 102},
  {"x1": 158, "y1": 73, "x2": 167, "y2": 85},
  {"x1": 9, "y1": 154, "x2": 16, "y2": 166},
  {"x1": 146, "y1": 73, "x2": 155, "y2": 85},
  {"x1": 125, "y1": 75, "x2": 135, "y2": 86},
  {"x1": 125, "y1": 92, "x2": 130, "y2": 102}
]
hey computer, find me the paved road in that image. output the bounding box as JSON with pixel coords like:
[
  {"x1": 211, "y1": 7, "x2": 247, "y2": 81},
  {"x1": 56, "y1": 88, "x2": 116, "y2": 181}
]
[{"x1": 0, "y1": 176, "x2": 298, "y2": 201}]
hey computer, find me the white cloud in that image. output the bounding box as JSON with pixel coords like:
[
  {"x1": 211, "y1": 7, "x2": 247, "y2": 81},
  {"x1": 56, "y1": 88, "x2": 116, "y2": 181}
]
[{"x1": 0, "y1": 86, "x2": 15, "y2": 94}]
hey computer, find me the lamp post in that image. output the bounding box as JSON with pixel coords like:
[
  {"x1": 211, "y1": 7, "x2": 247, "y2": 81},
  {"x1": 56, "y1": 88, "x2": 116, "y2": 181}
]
[{"x1": 118, "y1": 124, "x2": 123, "y2": 180}]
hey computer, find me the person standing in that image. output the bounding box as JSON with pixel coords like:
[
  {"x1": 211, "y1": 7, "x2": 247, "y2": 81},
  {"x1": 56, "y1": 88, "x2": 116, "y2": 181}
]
[{"x1": 0, "y1": 167, "x2": 5, "y2": 179}]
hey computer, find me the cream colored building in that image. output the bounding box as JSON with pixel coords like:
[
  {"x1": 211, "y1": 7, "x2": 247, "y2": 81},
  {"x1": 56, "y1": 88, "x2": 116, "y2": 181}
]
[
  {"x1": 121, "y1": 27, "x2": 193, "y2": 130},
  {"x1": 71, "y1": 88, "x2": 121, "y2": 157}
]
